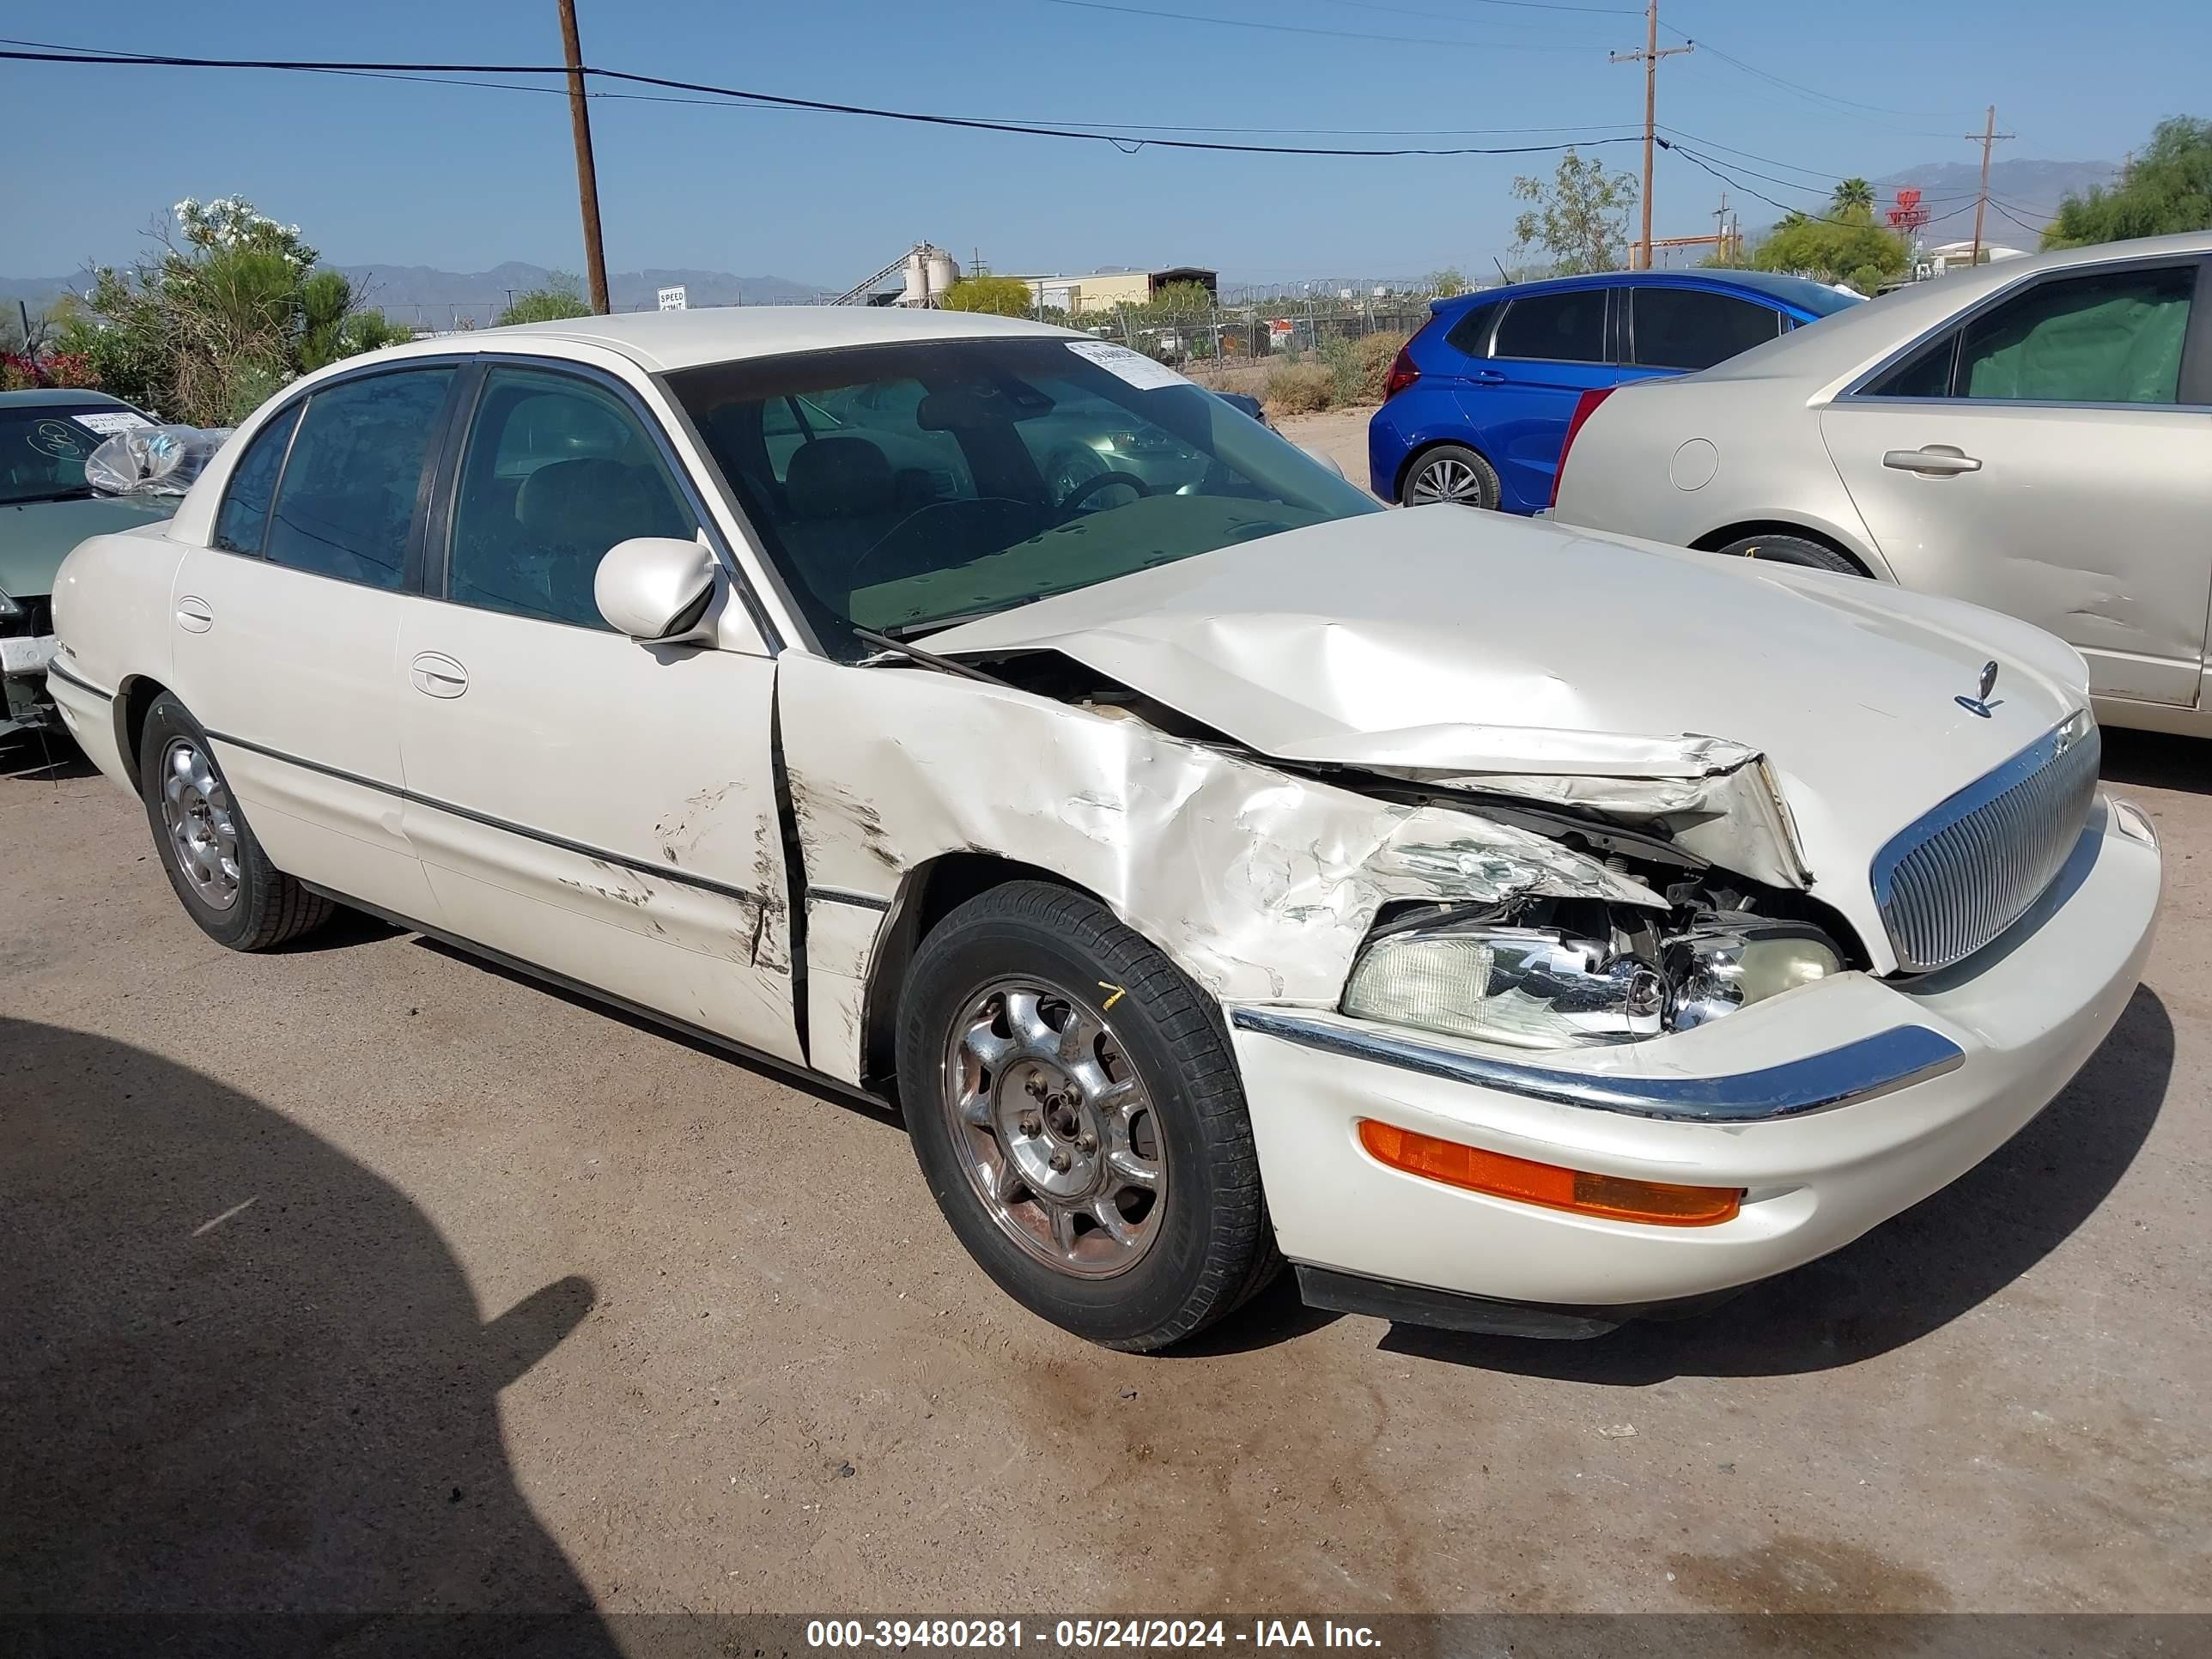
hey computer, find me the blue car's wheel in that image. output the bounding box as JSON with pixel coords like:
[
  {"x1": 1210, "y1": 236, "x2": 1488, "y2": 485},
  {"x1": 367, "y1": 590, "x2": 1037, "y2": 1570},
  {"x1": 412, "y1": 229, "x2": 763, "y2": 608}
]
[{"x1": 1401, "y1": 444, "x2": 1500, "y2": 510}]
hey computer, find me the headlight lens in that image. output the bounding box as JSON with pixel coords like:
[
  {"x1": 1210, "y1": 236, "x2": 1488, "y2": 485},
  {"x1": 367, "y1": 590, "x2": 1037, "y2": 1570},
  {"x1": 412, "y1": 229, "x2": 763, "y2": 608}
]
[
  {"x1": 1342, "y1": 924, "x2": 1665, "y2": 1050},
  {"x1": 0, "y1": 586, "x2": 19, "y2": 621},
  {"x1": 1664, "y1": 920, "x2": 1841, "y2": 1030},
  {"x1": 1341, "y1": 914, "x2": 1842, "y2": 1049}
]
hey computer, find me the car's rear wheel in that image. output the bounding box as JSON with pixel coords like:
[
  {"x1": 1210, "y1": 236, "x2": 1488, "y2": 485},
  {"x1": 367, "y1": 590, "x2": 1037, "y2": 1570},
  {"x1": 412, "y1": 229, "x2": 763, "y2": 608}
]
[
  {"x1": 897, "y1": 881, "x2": 1279, "y2": 1351},
  {"x1": 1713, "y1": 532, "x2": 1863, "y2": 575},
  {"x1": 138, "y1": 696, "x2": 333, "y2": 951},
  {"x1": 1401, "y1": 443, "x2": 1500, "y2": 510}
]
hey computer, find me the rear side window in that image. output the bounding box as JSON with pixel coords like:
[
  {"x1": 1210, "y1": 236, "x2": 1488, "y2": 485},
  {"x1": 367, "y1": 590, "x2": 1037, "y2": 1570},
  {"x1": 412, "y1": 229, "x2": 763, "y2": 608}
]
[
  {"x1": 1492, "y1": 290, "x2": 1607, "y2": 363},
  {"x1": 1868, "y1": 264, "x2": 2197, "y2": 403},
  {"x1": 1630, "y1": 289, "x2": 1782, "y2": 370},
  {"x1": 211, "y1": 403, "x2": 301, "y2": 555},
  {"x1": 264, "y1": 369, "x2": 454, "y2": 591},
  {"x1": 1443, "y1": 303, "x2": 1500, "y2": 356}
]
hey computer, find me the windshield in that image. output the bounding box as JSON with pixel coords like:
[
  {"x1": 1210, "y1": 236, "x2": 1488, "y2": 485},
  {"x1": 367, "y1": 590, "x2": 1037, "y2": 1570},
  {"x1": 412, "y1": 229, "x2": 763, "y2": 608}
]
[
  {"x1": 667, "y1": 337, "x2": 1380, "y2": 656},
  {"x1": 1733, "y1": 273, "x2": 1867, "y2": 317},
  {"x1": 0, "y1": 405, "x2": 149, "y2": 506}
]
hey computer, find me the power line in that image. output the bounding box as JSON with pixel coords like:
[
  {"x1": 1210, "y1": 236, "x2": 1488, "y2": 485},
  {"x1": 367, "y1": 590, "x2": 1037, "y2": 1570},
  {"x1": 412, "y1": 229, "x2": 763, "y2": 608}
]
[
  {"x1": 1320, "y1": 0, "x2": 1639, "y2": 16},
  {"x1": 1663, "y1": 29, "x2": 1979, "y2": 127},
  {"x1": 0, "y1": 44, "x2": 1651, "y2": 156},
  {"x1": 1035, "y1": 0, "x2": 1595, "y2": 51},
  {"x1": 1661, "y1": 138, "x2": 1976, "y2": 234}
]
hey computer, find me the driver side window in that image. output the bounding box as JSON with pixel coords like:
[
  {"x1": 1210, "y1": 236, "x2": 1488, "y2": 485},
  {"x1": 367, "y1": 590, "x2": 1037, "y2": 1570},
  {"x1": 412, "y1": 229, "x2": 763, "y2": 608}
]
[{"x1": 444, "y1": 368, "x2": 699, "y2": 630}]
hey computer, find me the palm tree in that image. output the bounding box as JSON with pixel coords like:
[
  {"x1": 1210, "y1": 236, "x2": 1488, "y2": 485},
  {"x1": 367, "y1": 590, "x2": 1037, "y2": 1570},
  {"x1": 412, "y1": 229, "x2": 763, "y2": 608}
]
[{"x1": 1832, "y1": 178, "x2": 1875, "y2": 216}]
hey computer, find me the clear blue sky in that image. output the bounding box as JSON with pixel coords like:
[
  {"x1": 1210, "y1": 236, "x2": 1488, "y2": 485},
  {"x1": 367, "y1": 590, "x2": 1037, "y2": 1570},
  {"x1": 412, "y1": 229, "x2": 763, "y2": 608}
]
[{"x1": 8, "y1": 0, "x2": 2206, "y2": 286}]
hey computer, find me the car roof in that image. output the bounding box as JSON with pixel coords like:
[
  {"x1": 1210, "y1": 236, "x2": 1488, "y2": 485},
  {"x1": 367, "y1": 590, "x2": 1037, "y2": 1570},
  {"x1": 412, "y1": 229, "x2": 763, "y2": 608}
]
[
  {"x1": 1433, "y1": 267, "x2": 1847, "y2": 315},
  {"x1": 378, "y1": 305, "x2": 1081, "y2": 374},
  {"x1": 1670, "y1": 228, "x2": 2212, "y2": 387},
  {"x1": 0, "y1": 387, "x2": 139, "y2": 410}
]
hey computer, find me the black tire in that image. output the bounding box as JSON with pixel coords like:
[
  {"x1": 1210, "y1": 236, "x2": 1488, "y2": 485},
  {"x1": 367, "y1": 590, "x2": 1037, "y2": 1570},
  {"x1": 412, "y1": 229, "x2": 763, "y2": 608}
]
[
  {"x1": 897, "y1": 881, "x2": 1280, "y2": 1352},
  {"x1": 1714, "y1": 532, "x2": 1863, "y2": 575},
  {"x1": 1400, "y1": 442, "x2": 1501, "y2": 510},
  {"x1": 138, "y1": 696, "x2": 333, "y2": 951}
]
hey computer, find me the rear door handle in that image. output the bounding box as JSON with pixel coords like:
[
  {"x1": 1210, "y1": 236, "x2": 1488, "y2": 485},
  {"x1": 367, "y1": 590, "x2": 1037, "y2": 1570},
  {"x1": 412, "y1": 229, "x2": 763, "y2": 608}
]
[
  {"x1": 1470, "y1": 369, "x2": 1507, "y2": 384},
  {"x1": 1882, "y1": 446, "x2": 1982, "y2": 476},
  {"x1": 410, "y1": 652, "x2": 469, "y2": 699},
  {"x1": 175, "y1": 595, "x2": 213, "y2": 634}
]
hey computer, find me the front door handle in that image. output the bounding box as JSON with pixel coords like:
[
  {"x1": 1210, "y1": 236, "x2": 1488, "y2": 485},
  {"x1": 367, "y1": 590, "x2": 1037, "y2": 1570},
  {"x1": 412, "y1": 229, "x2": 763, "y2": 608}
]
[
  {"x1": 1882, "y1": 445, "x2": 1982, "y2": 476},
  {"x1": 175, "y1": 595, "x2": 213, "y2": 634},
  {"x1": 410, "y1": 652, "x2": 469, "y2": 699}
]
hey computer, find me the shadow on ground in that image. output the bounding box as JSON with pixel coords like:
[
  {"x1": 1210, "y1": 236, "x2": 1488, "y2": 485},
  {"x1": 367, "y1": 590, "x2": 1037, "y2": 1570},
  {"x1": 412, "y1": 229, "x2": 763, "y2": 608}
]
[
  {"x1": 2101, "y1": 729, "x2": 2209, "y2": 796},
  {"x1": 1378, "y1": 985, "x2": 2173, "y2": 1382},
  {"x1": 0, "y1": 1018, "x2": 617, "y2": 1656}
]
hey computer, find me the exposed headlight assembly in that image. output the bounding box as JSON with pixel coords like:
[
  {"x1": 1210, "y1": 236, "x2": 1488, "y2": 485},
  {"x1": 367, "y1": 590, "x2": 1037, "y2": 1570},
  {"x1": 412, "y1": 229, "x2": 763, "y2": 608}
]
[
  {"x1": 1342, "y1": 924, "x2": 1665, "y2": 1050},
  {"x1": 1341, "y1": 912, "x2": 1840, "y2": 1051},
  {"x1": 1664, "y1": 916, "x2": 1842, "y2": 1030}
]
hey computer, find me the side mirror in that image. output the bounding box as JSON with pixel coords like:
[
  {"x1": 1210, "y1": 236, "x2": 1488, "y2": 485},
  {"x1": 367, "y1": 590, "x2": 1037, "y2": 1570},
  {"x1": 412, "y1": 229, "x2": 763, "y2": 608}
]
[
  {"x1": 595, "y1": 537, "x2": 719, "y2": 642},
  {"x1": 1297, "y1": 444, "x2": 1346, "y2": 480}
]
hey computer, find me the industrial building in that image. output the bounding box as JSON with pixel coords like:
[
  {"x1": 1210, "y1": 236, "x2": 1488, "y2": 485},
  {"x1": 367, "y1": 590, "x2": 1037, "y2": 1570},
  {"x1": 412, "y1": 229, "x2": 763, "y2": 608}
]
[{"x1": 1003, "y1": 266, "x2": 1219, "y2": 315}]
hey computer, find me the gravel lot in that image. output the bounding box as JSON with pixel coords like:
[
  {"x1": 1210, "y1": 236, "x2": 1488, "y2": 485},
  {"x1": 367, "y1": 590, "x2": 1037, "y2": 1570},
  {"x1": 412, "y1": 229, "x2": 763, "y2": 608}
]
[{"x1": 4, "y1": 714, "x2": 2208, "y2": 1623}]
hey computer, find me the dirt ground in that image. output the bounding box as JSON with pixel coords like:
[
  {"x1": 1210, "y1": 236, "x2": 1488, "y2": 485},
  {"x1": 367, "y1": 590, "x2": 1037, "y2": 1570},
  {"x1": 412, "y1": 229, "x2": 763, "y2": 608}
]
[
  {"x1": 1273, "y1": 408, "x2": 1378, "y2": 495},
  {"x1": 4, "y1": 721, "x2": 2208, "y2": 1626}
]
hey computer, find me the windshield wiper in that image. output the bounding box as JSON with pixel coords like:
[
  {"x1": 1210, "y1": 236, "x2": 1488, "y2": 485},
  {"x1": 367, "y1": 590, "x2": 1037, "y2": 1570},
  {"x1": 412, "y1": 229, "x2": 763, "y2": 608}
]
[
  {"x1": 872, "y1": 595, "x2": 1044, "y2": 641},
  {"x1": 851, "y1": 627, "x2": 1007, "y2": 685}
]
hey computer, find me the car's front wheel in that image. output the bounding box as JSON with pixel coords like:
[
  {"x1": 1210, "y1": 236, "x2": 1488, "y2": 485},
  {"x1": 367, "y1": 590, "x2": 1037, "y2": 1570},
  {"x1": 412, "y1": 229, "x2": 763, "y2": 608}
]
[
  {"x1": 897, "y1": 881, "x2": 1279, "y2": 1351},
  {"x1": 138, "y1": 696, "x2": 333, "y2": 951},
  {"x1": 1401, "y1": 443, "x2": 1500, "y2": 510}
]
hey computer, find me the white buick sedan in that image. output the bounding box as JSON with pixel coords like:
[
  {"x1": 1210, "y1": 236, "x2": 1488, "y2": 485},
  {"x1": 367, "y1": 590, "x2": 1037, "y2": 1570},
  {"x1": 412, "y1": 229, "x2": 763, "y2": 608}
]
[{"x1": 49, "y1": 309, "x2": 2158, "y2": 1351}]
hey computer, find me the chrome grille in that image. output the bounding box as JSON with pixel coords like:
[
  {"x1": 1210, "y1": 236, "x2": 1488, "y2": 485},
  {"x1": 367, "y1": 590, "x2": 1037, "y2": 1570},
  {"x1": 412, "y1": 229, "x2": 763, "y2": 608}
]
[{"x1": 1872, "y1": 716, "x2": 2101, "y2": 973}]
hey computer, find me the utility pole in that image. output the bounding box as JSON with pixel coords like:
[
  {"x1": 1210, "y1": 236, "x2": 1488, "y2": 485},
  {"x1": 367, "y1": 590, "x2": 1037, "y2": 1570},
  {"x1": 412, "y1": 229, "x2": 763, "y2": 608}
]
[
  {"x1": 1612, "y1": 2, "x2": 1692, "y2": 270},
  {"x1": 1966, "y1": 105, "x2": 2014, "y2": 271},
  {"x1": 556, "y1": 0, "x2": 611, "y2": 315}
]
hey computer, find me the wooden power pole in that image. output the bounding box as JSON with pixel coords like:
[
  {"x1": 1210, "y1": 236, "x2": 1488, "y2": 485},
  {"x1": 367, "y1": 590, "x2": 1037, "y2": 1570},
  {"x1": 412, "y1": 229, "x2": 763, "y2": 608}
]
[
  {"x1": 556, "y1": 0, "x2": 611, "y2": 315},
  {"x1": 1966, "y1": 105, "x2": 2015, "y2": 271},
  {"x1": 1613, "y1": 3, "x2": 1692, "y2": 270}
]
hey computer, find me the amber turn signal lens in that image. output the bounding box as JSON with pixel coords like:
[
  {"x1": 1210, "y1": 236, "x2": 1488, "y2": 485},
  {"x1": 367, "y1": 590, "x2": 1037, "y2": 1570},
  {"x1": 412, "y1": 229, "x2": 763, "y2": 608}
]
[{"x1": 1357, "y1": 1119, "x2": 1741, "y2": 1227}]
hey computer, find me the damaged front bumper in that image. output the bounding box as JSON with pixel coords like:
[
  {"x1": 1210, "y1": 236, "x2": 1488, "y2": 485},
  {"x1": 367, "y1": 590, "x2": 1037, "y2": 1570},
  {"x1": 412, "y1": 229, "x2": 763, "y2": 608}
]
[
  {"x1": 1229, "y1": 794, "x2": 2159, "y2": 1334},
  {"x1": 1, "y1": 631, "x2": 61, "y2": 738}
]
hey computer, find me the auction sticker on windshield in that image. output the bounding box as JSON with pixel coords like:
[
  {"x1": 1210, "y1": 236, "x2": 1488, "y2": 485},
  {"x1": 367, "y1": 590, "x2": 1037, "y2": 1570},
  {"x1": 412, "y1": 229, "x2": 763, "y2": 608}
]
[
  {"x1": 1065, "y1": 340, "x2": 1188, "y2": 391},
  {"x1": 70, "y1": 411, "x2": 154, "y2": 435}
]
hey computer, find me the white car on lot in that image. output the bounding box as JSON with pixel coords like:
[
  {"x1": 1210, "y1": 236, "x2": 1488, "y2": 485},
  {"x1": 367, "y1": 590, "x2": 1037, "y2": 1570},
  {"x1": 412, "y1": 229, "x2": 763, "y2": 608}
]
[
  {"x1": 1551, "y1": 231, "x2": 2212, "y2": 738},
  {"x1": 49, "y1": 308, "x2": 2158, "y2": 1350}
]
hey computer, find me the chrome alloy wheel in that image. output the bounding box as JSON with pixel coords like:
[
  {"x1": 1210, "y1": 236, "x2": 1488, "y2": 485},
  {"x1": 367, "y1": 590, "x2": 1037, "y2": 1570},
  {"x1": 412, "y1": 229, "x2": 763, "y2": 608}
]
[
  {"x1": 160, "y1": 737, "x2": 241, "y2": 911},
  {"x1": 1408, "y1": 455, "x2": 1486, "y2": 506},
  {"x1": 942, "y1": 977, "x2": 1167, "y2": 1279}
]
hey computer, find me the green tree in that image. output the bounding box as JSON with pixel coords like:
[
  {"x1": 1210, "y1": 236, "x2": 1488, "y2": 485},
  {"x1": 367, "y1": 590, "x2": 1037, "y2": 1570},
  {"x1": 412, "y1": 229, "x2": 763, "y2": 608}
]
[
  {"x1": 495, "y1": 272, "x2": 592, "y2": 326},
  {"x1": 1750, "y1": 206, "x2": 1909, "y2": 288},
  {"x1": 1831, "y1": 177, "x2": 1875, "y2": 216},
  {"x1": 939, "y1": 275, "x2": 1036, "y2": 317},
  {"x1": 1510, "y1": 149, "x2": 1638, "y2": 276},
  {"x1": 57, "y1": 195, "x2": 418, "y2": 425},
  {"x1": 1424, "y1": 267, "x2": 1468, "y2": 297},
  {"x1": 2044, "y1": 117, "x2": 2212, "y2": 248}
]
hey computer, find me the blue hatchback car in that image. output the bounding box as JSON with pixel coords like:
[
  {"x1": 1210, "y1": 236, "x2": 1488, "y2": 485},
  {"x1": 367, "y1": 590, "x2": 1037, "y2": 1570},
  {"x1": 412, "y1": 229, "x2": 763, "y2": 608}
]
[{"x1": 1368, "y1": 270, "x2": 1862, "y2": 514}]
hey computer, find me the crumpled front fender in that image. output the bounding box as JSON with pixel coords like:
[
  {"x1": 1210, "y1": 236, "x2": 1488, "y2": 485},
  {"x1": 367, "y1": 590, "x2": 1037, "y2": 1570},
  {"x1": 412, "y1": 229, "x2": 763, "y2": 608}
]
[{"x1": 779, "y1": 653, "x2": 1664, "y2": 1085}]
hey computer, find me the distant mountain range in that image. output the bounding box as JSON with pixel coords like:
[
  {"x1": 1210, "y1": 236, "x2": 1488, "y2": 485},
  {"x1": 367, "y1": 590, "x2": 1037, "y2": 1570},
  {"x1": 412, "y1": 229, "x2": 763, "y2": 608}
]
[
  {"x1": 0, "y1": 262, "x2": 830, "y2": 323},
  {"x1": 1873, "y1": 157, "x2": 2121, "y2": 240},
  {"x1": 0, "y1": 160, "x2": 2131, "y2": 322}
]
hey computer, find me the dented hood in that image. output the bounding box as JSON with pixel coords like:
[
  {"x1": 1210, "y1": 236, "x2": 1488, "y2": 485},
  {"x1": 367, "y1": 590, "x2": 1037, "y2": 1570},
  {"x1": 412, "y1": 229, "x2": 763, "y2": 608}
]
[{"x1": 924, "y1": 507, "x2": 2089, "y2": 907}]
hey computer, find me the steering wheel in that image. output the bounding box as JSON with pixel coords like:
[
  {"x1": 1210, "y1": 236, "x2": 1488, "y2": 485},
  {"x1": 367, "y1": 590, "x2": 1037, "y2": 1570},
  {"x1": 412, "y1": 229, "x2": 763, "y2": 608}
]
[{"x1": 1058, "y1": 469, "x2": 1153, "y2": 514}]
